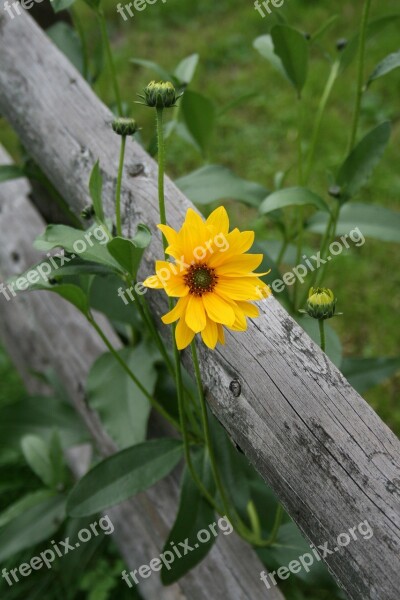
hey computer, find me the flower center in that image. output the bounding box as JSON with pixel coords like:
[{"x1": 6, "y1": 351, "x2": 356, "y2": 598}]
[{"x1": 184, "y1": 264, "x2": 218, "y2": 296}]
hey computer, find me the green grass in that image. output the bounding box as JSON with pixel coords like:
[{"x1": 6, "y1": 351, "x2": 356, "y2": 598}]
[{"x1": 0, "y1": 0, "x2": 399, "y2": 433}]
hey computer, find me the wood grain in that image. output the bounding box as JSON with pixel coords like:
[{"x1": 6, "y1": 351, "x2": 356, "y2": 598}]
[{"x1": 0, "y1": 7, "x2": 399, "y2": 598}]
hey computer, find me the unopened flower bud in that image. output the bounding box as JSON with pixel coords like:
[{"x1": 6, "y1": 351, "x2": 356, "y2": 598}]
[
  {"x1": 141, "y1": 81, "x2": 181, "y2": 109},
  {"x1": 306, "y1": 287, "x2": 337, "y2": 320},
  {"x1": 112, "y1": 117, "x2": 138, "y2": 136},
  {"x1": 336, "y1": 38, "x2": 348, "y2": 52},
  {"x1": 80, "y1": 204, "x2": 95, "y2": 220}
]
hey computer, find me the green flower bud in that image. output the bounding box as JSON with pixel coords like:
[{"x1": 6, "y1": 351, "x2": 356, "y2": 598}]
[
  {"x1": 80, "y1": 204, "x2": 95, "y2": 220},
  {"x1": 112, "y1": 117, "x2": 138, "y2": 136},
  {"x1": 306, "y1": 287, "x2": 337, "y2": 320},
  {"x1": 140, "y1": 81, "x2": 181, "y2": 109}
]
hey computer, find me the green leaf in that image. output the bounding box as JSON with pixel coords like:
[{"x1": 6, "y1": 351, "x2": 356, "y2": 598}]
[
  {"x1": 181, "y1": 91, "x2": 216, "y2": 155},
  {"x1": 336, "y1": 122, "x2": 391, "y2": 202},
  {"x1": 89, "y1": 160, "x2": 105, "y2": 222},
  {"x1": 89, "y1": 274, "x2": 142, "y2": 326},
  {"x1": 270, "y1": 25, "x2": 309, "y2": 95},
  {"x1": 47, "y1": 283, "x2": 91, "y2": 316},
  {"x1": 260, "y1": 187, "x2": 330, "y2": 215},
  {"x1": 47, "y1": 23, "x2": 83, "y2": 73},
  {"x1": 253, "y1": 35, "x2": 287, "y2": 81},
  {"x1": 107, "y1": 225, "x2": 151, "y2": 276},
  {"x1": 130, "y1": 58, "x2": 172, "y2": 82},
  {"x1": 67, "y1": 439, "x2": 183, "y2": 517},
  {"x1": 0, "y1": 490, "x2": 55, "y2": 528},
  {"x1": 176, "y1": 165, "x2": 268, "y2": 208},
  {"x1": 368, "y1": 50, "x2": 400, "y2": 86},
  {"x1": 341, "y1": 357, "x2": 400, "y2": 394},
  {"x1": 50, "y1": 0, "x2": 77, "y2": 12},
  {"x1": 82, "y1": 0, "x2": 101, "y2": 10},
  {"x1": 161, "y1": 449, "x2": 216, "y2": 584},
  {"x1": 34, "y1": 224, "x2": 118, "y2": 270},
  {"x1": 174, "y1": 53, "x2": 199, "y2": 85},
  {"x1": 0, "y1": 495, "x2": 66, "y2": 562},
  {"x1": 307, "y1": 203, "x2": 400, "y2": 243},
  {"x1": 0, "y1": 164, "x2": 25, "y2": 183},
  {"x1": 296, "y1": 316, "x2": 342, "y2": 367},
  {"x1": 0, "y1": 396, "x2": 88, "y2": 450},
  {"x1": 86, "y1": 346, "x2": 156, "y2": 449},
  {"x1": 21, "y1": 435, "x2": 56, "y2": 487}
]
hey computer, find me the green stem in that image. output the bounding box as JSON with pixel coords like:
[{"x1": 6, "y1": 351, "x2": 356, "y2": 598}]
[
  {"x1": 276, "y1": 237, "x2": 288, "y2": 267},
  {"x1": 115, "y1": 136, "x2": 127, "y2": 237},
  {"x1": 71, "y1": 6, "x2": 90, "y2": 81},
  {"x1": 97, "y1": 10, "x2": 123, "y2": 116},
  {"x1": 268, "y1": 504, "x2": 284, "y2": 545},
  {"x1": 88, "y1": 314, "x2": 181, "y2": 431},
  {"x1": 347, "y1": 0, "x2": 372, "y2": 154},
  {"x1": 319, "y1": 319, "x2": 326, "y2": 352},
  {"x1": 304, "y1": 61, "x2": 340, "y2": 184},
  {"x1": 156, "y1": 107, "x2": 167, "y2": 248},
  {"x1": 190, "y1": 342, "x2": 279, "y2": 547},
  {"x1": 293, "y1": 100, "x2": 304, "y2": 309}
]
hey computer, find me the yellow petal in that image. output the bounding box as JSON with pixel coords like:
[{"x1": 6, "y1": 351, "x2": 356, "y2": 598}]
[
  {"x1": 201, "y1": 317, "x2": 218, "y2": 349},
  {"x1": 217, "y1": 324, "x2": 225, "y2": 345},
  {"x1": 155, "y1": 261, "x2": 188, "y2": 297},
  {"x1": 216, "y1": 254, "x2": 264, "y2": 275},
  {"x1": 185, "y1": 295, "x2": 207, "y2": 333},
  {"x1": 175, "y1": 318, "x2": 195, "y2": 350},
  {"x1": 162, "y1": 296, "x2": 189, "y2": 325},
  {"x1": 202, "y1": 292, "x2": 235, "y2": 326},
  {"x1": 182, "y1": 209, "x2": 209, "y2": 264},
  {"x1": 237, "y1": 301, "x2": 259, "y2": 318},
  {"x1": 208, "y1": 229, "x2": 255, "y2": 268},
  {"x1": 143, "y1": 274, "x2": 163, "y2": 289},
  {"x1": 217, "y1": 277, "x2": 266, "y2": 301},
  {"x1": 206, "y1": 206, "x2": 229, "y2": 235}
]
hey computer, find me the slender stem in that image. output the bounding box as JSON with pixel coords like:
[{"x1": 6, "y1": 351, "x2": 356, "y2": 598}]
[
  {"x1": 156, "y1": 108, "x2": 167, "y2": 249},
  {"x1": 115, "y1": 136, "x2": 127, "y2": 237},
  {"x1": 190, "y1": 341, "x2": 284, "y2": 547},
  {"x1": 97, "y1": 10, "x2": 123, "y2": 116},
  {"x1": 304, "y1": 61, "x2": 340, "y2": 184},
  {"x1": 276, "y1": 237, "x2": 288, "y2": 267},
  {"x1": 247, "y1": 500, "x2": 262, "y2": 539},
  {"x1": 347, "y1": 0, "x2": 372, "y2": 154},
  {"x1": 70, "y1": 5, "x2": 90, "y2": 81},
  {"x1": 293, "y1": 100, "x2": 304, "y2": 309},
  {"x1": 88, "y1": 315, "x2": 181, "y2": 431},
  {"x1": 268, "y1": 504, "x2": 284, "y2": 545},
  {"x1": 319, "y1": 319, "x2": 326, "y2": 352}
]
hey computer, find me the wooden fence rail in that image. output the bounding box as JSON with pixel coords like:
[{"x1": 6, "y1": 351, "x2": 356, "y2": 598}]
[
  {"x1": 0, "y1": 6, "x2": 399, "y2": 599},
  {"x1": 0, "y1": 144, "x2": 283, "y2": 600}
]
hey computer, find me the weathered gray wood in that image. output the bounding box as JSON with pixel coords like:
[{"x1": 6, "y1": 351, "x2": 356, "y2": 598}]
[
  {"x1": 0, "y1": 144, "x2": 284, "y2": 600},
  {"x1": 0, "y1": 8, "x2": 399, "y2": 599}
]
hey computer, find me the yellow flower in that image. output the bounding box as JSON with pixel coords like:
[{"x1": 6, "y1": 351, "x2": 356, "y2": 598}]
[{"x1": 143, "y1": 207, "x2": 271, "y2": 350}]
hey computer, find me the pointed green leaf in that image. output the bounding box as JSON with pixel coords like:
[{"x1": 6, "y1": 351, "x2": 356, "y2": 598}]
[
  {"x1": 176, "y1": 165, "x2": 268, "y2": 208},
  {"x1": 67, "y1": 439, "x2": 183, "y2": 517},
  {"x1": 368, "y1": 50, "x2": 400, "y2": 86},
  {"x1": 21, "y1": 435, "x2": 55, "y2": 487},
  {"x1": 307, "y1": 203, "x2": 400, "y2": 243},
  {"x1": 107, "y1": 225, "x2": 151, "y2": 276},
  {"x1": 0, "y1": 164, "x2": 25, "y2": 183},
  {"x1": 0, "y1": 495, "x2": 66, "y2": 562},
  {"x1": 270, "y1": 25, "x2": 309, "y2": 95},
  {"x1": 336, "y1": 122, "x2": 391, "y2": 202},
  {"x1": 87, "y1": 346, "x2": 156, "y2": 449},
  {"x1": 253, "y1": 35, "x2": 287, "y2": 80},
  {"x1": 161, "y1": 449, "x2": 216, "y2": 584},
  {"x1": 0, "y1": 490, "x2": 55, "y2": 528},
  {"x1": 89, "y1": 160, "x2": 105, "y2": 222},
  {"x1": 260, "y1": 187, "x2": 330, "y2": 215},
  {"x1": 174, "y1": 53, "x2": 199, "y2": 85},
  {"x1": 181, "y1": 91, "x2": 216, "y2": 155}
]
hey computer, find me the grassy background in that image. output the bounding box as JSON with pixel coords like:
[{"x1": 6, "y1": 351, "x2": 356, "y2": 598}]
[{"x1": 0, "y1": 0, "x2": 399, "y2": 435}]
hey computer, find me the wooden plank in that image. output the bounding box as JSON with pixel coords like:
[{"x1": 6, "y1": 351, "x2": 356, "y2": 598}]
[
  {"x1": 0, "y1": 144, "x2": 284, "y2": 600},
  {"x1": 0, "y1": 8, "x2": 399, "y2": 598}
]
